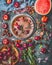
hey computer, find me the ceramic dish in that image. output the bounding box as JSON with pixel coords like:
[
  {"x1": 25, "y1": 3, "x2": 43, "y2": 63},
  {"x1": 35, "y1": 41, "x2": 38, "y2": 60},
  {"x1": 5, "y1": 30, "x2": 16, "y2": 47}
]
[
  {"x1": 10, "y1": 13, "x2": 35, "y2": 40},
  {"x1": 0, "y1": 45, "x2": 19, "y2": 65}
]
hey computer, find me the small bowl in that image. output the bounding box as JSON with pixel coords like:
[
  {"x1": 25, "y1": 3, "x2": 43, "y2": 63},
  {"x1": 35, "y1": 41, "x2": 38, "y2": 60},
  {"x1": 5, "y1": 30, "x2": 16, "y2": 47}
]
[{"x1": 10, "y1": 13, "x2": 35, "y2": 40}]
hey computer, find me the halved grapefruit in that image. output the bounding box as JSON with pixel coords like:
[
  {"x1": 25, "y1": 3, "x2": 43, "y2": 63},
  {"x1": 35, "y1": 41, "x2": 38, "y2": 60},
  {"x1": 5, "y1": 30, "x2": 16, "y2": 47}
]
[{"x1": 34, "y1": 0, "x2": 51, "y2": 15}]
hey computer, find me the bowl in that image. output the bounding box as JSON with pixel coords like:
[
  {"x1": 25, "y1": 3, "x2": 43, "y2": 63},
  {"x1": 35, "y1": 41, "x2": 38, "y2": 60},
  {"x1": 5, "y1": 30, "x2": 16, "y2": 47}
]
[{"x1": 10, "y1": 13, "x2": 35, "y2": 40}]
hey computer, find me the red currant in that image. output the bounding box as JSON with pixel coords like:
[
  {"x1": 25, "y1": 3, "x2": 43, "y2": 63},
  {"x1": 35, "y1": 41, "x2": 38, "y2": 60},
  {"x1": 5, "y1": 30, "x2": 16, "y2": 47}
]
[{"x1": 14, "y1": 2, "x2": 20, "y2": 8}]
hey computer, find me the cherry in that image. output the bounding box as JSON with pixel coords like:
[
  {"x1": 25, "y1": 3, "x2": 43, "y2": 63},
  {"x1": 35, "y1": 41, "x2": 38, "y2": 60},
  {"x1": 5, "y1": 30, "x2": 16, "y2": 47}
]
[
  {"x1": 11, "y1": 55, "x2": 16, "y2": 60},
  {"x1": 0, "y1": 56, "x2": 2, "y2": 60},
  {"x1": 7, "y1": 52, "x2": 11, "y2": 56},
  {"x1": 7, "y1": 47, "x2": 11, "y2": 51},
  {"x1": 34, "y1": 36, "x2": 41, "y2": 41},
  {"x1": 16, "y1": 43, "x2": 21, "y2": 48},
  {"x1": 41, "y1": 48, "x2": 47, "y2": 53},
  {"x1": 2, "y1": 38, "x2": 9, "y2": 45},
  {"x1": 2, "y1": 23, "x2": 8, "y2": 29},
  {"x1": 3, "y1": 55, "x2": 7, "y2": 60},
  {"x1": 3, "y1": 51, "x2": 7, "y2": 56},
  {"x1": 0, "y1": 52, "x2": 2, "y2": 56},
  {"x1": 6, "y1": 0, "x2": 12, "y2": 4},
  {"x1": 14, "y1": 2, "x2": 20, "y2": 8},
  {"x1": 3, "y1": 14, "x2": 9, "y2": 21}
]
